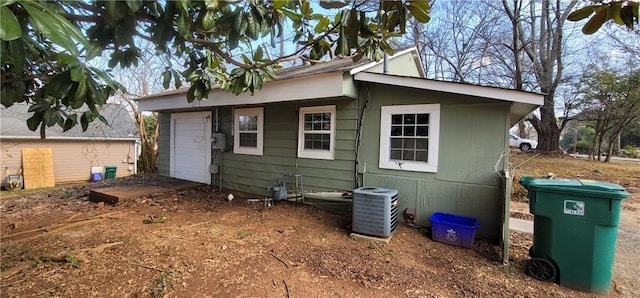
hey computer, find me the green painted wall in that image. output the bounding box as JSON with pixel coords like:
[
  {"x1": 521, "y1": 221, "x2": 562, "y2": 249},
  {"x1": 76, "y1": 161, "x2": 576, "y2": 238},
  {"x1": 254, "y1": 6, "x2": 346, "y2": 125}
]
[
  {"x1": 156, "y1": 81, "x2": 511, "y2": 241},
  {"x1": 157, "y1": 112, "x2": 171, "y2": 177},
  {"x1": 356, "y1": 83, "x2": 509, "y2": 240},
  {"x1": 216, "y1": 98, "x2": 359, "y2": 197}
]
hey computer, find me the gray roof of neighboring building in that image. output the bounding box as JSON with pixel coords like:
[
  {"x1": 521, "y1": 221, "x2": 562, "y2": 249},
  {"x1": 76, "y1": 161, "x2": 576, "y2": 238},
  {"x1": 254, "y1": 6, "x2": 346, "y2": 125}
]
[
  {"x1": 275, "y1": 58, "x2": 371, "y2": 80},
  {"x1": 1, "y1": 103, "x2": 139, "y2": 140}
]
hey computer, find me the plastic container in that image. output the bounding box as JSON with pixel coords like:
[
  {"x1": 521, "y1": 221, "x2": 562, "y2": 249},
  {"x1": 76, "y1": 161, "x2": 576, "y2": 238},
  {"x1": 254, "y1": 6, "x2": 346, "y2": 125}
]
[
  {"x1": 90, "y1": 172, "x2": 103, "y2": 182},
  {"x1": 104, "y1": 166, "x2": 117, "y2": 179},
  {"x1": 429, "y1": 212, "x2": 480, "y2": 248},
  {"x1": 519, "y1": 176, "x2": 630, "y2": 294}
]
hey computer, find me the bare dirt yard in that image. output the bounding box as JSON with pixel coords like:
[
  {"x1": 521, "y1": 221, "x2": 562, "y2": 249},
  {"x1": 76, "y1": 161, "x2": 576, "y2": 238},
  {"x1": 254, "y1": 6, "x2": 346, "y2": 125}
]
[{"x1": 1, "y1": 153, "x2": 639, "y2": 297}]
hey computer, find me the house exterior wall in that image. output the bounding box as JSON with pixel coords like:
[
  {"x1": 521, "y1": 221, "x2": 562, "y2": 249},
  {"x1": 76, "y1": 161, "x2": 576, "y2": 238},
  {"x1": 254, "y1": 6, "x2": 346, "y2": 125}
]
[
  {"x1": 365, "y1": 53, "x2": 423, "y2": 77},
  {"x1": 153, "y1": 81, "x2": 512, "y2": 241},
  {"x1": 356, "y1": 83, "x2": 510, "y2": 240},
  {"x1": 0, "y1": 138, "x2": 136, "y2": 184},
  {"x1": 157, "y1": 112, "x2": 171, "y2": 177},
  {"x1": 156, "y1": 98, "x2": 359, "y2": 196},
  {"x1": 216, "y1": 99, "x2": 358, "y2": 195}
]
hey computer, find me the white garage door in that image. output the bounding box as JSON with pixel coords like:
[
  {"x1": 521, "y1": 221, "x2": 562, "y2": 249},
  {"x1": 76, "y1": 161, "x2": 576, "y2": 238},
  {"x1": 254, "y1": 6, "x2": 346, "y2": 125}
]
[{"x1": 170, "y1": 112, "x2": 211, "y2": 184}]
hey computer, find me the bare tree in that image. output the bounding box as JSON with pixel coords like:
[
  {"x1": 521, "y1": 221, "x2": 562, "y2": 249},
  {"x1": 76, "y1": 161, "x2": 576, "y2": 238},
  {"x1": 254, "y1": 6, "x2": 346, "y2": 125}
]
[
  {"x1": 501, "y1": 0, "x2": 579, "y2": 152},
  {"x1": 110, "y1": 54, "x2": 170, "y2": 173},
  {"x1": 410, "y1": 0, "x2": 503, "y2": 83},
  {"x1": 575, "y1": 67, "x2": 640, "y2": 162}
]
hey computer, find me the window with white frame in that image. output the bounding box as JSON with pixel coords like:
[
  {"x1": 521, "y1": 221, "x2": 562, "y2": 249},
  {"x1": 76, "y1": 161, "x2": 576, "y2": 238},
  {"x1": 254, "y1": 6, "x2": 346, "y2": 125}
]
[
  {"x1": 379, "y1": 104, "x2": 440, "y2": 172},
  {"x1": 234, "y1": 107, "x2": 263, "y2": 155},
  {"x1": 298, "y1": 105, "x2": 336, "y2": 160}
]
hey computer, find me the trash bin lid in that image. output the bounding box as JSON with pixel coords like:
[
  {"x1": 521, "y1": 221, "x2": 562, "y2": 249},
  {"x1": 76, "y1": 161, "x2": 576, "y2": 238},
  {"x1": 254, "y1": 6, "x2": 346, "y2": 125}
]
[{"x1": 524, "y1": 177, "x2": 630, "y2": 200}]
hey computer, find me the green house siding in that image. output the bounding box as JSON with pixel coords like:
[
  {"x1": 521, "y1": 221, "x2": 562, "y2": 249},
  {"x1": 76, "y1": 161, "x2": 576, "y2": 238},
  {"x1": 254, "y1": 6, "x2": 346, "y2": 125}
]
[
  {"x1": 217, "y1": 98, "x2": 358, "y2": 196},
  {"x1": 157, "y1": 112, "x2": 171, "y2": 177},
  {"x1": 155, "y1": 80, "x2": 513, "y2": 241},
  {"x1": 356, "y1": 83, "x2": 509, "y2": 240}
]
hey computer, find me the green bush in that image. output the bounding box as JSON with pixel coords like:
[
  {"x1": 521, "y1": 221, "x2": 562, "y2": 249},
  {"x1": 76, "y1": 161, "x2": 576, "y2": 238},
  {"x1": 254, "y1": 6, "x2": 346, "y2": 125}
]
[{"x1": 622, "y1": 145, "x2": 640, "y2": 158}]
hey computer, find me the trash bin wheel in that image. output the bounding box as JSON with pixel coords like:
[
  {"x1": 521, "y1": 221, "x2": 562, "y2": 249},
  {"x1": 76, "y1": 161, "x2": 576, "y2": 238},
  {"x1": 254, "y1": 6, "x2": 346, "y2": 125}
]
[
  {"x1": 527, "y1": 257, "x2": 557, "y2": 282},
  {"x1": 528, "y1": 246, "x2": 535, "y2": 258}
]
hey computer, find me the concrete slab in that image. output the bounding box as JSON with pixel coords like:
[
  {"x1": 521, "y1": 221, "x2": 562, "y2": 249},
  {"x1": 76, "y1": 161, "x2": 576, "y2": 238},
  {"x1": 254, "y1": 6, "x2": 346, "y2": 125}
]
[
  {"x1": 349, "y1": 232, "x2": 393, "y2": 244},
  {"x1": 509, "y1": 218, "x2": 533, "y2": 234},
  {"x1": 89, "y1": 178, "x2": 201, "y2": 204}
]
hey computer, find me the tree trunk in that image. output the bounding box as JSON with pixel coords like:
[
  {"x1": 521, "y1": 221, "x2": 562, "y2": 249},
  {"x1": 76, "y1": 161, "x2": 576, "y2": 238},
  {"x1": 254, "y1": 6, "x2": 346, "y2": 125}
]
[{"x1": 529, "y1": 93, "x2": 561, "y2": 152}]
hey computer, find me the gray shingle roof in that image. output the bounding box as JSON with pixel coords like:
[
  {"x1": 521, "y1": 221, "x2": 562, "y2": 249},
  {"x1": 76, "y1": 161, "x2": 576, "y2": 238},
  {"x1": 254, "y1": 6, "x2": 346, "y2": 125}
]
[
  {"x1": 274, "y1": 58, "x2": 372, "y2": 80},
  {"x1": 1, "y1": 103, "x2": 138, "y2": 139}
]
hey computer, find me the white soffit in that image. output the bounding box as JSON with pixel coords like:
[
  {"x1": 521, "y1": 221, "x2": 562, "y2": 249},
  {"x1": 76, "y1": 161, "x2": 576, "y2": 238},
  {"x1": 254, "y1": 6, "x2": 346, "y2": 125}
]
[
  {"x1": 354, "y1": 72, "x2": 544, "y2": 106},
  {"x1": 138, "y1": 72, "x2": 347, "y2": 111}
]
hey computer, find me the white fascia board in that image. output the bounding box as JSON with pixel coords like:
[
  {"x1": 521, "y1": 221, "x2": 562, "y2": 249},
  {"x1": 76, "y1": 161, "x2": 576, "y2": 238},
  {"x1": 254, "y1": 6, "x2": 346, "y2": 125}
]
[
  {"x1": 349, "y1": 47, "x2": 420, "y2": 75},
  {"x1": 354, "y1": 72, "x2": 544, "y2": 106},
  {"x1": 138, "y1": 72, "x2": 348, "y2": 111},
  {"x1": 0, "y1": 136, "x2": 138, "y2": 141}
]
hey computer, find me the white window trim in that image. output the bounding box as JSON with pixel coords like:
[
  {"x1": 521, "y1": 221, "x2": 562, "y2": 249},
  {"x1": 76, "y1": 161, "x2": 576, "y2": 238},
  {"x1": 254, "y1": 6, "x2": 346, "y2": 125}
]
[
  {"x1": 233, "y1": 107, "x2": 264, "y2": 156},
  {"x1": 379, "y1": 104, "x2": 440, "y2": 172},
  {"x1": 297, "y1": 105, "x2": 336, "y2": 160}
]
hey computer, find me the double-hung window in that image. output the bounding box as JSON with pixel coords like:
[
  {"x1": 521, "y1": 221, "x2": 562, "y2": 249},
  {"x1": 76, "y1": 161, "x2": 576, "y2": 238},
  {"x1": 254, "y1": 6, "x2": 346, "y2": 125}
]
[
  {"x1": 298, "y1": 105, "x2": 336, "y2": 160},
  {"x1": 379, "y1": 104, "x2": 440, "y2": 172},
  {"x1": 234, "y1": 107, "x2": 263, "y2": 155}
]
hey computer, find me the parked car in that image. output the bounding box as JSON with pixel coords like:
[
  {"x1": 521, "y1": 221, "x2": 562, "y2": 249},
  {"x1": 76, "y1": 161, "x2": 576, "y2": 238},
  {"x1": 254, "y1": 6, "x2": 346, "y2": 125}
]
[{"x1": 510, "y1": 134, "x2": 537, "y2": 152}]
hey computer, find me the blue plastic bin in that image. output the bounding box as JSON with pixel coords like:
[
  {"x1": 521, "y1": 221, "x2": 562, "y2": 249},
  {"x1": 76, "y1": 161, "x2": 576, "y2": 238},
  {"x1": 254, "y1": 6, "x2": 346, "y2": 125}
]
[
  {"x1": 91, "y1": 172, "x2": 102, "y2": 182},
  {"x1": 429, "y1": 212, "x2": 480, "y2": 248}
]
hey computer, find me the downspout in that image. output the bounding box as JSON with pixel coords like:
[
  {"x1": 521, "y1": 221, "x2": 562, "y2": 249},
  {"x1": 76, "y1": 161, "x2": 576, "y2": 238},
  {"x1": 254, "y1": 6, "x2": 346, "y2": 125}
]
[{"x1": 501, "y1": 104, "x2": 513, "y2": 265}]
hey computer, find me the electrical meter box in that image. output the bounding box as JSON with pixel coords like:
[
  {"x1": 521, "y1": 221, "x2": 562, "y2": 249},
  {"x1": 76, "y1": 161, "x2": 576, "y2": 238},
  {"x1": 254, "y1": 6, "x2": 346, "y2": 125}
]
[{"x1": 211, "y1": 133, "x2": 226, "y2": 149}]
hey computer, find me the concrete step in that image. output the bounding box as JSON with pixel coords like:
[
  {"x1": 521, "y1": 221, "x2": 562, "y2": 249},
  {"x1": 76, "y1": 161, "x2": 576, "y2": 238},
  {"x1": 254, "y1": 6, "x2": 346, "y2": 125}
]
[{"x1": 509, "y1": 217, "x2": 533, "y2": 234}]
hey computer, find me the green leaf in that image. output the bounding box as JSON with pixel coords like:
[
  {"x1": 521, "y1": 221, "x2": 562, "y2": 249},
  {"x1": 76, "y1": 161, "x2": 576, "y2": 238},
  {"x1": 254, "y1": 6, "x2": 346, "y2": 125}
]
[
  {"x1": 568, "y1": 5, "x2": 596, "y2": 21},
  {"x1": 406, "y1": 2, "x2": 431, "y2": 23},
  {"x1": 80, "y1": 112, "x2": 91, "y2": 131},
  {"x1": 28, "y1": 102, "x2": 50, "y2": 112},
  {"x1": 319, "y1": 1, "x2": 349, "y2": 9},
  {"x1": 86, "y1": 43, "x2": 103, "y2": 60},
  {"x1": 173, "y1": 70, "x2": 183, "y2": 89},
  {"x1": 27, "y1": 113, "x2": 43, "y2": 132},
  {"x1": 620, "y1": 5, "x2": 636, "y2": 29},
  {"x1": 273, "y1": 0, "x2": 287, "y2": 9},
  {"x1": 281, "y1": 8, "x2": 302, "y2": 22},
  {"x1": 126, "y1": 0, "x2": 143, "y2": 12},
  {"x1": 63, "y1": 114, "x2": 77, "y2": 132},
  {"x1": 97, "y1": 114, "x2": 111, "y2": 127},
  {"x1": 70, "y1": 66, "x2": 85, "y2": 82},
  {"x1": 253, "y1": 46, "x2": 263, "y2": 61},
  {"x1": 1, "y1": 1, "x2": 18, "y2": 7},
  {"x1": 202, "y1": 10, "x2": 216, "y2": 30},
  {"x1": 347, "y1": 9, "x2": 359, "y2": 49},
  {"x1": 22, "y1": 1, "x2": 88, "y2": 55},
  {"x1": 6, "y1": 38, "x2": 24, "y2": 74},
  {"x1": 73, "y1": 80, "x2": 87, "y2": 104},
  {"x1": 0, "y1": 6, "x2": 22, "y2": 41},
  {"x1": 0, "y1": 81, "x2": 25, "y2": 107},
  {"x1": 162, "y1": 70, "x2": 172, "y2": 89},
  {"x1": 43, "y1": 108, "x2": 56, "y2": 126},
  {"x1": 56, "y1": 53, "x2": 79, "y2": 66},
  {"x1": 176, "y1": 15, "x2": 190, "y2": 37},
  {"x1": 246, "y1": 11, "x2": 259, "y2": 40},
  {"x1": 45, "y1": 71, "x2": 73, "y2": 99},
  {"x1": 314, "y1": 17, "x2": 330, "y2": 33},
  {"x1": 583, "y1": 7, "x2": 608, "y2": 34}
]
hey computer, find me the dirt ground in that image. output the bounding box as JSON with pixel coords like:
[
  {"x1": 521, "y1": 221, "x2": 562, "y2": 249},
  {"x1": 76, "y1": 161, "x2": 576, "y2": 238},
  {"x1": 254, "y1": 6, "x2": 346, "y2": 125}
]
[{"x1": 1, "y1": 155, "x2": 639, "y2": 297}]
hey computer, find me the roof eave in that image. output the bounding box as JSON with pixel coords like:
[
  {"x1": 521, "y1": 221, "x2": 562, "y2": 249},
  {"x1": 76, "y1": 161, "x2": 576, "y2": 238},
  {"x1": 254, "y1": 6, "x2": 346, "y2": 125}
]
[{"x1": 138, "y1": 72, "x2": 353, "y2": 112}]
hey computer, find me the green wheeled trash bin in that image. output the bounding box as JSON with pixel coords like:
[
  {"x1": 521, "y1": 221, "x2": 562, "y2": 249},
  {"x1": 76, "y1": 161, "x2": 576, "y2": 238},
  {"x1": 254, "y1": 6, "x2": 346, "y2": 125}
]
[{"x1": 519, "y1": 176, "x2": 630, "y2": 294}]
